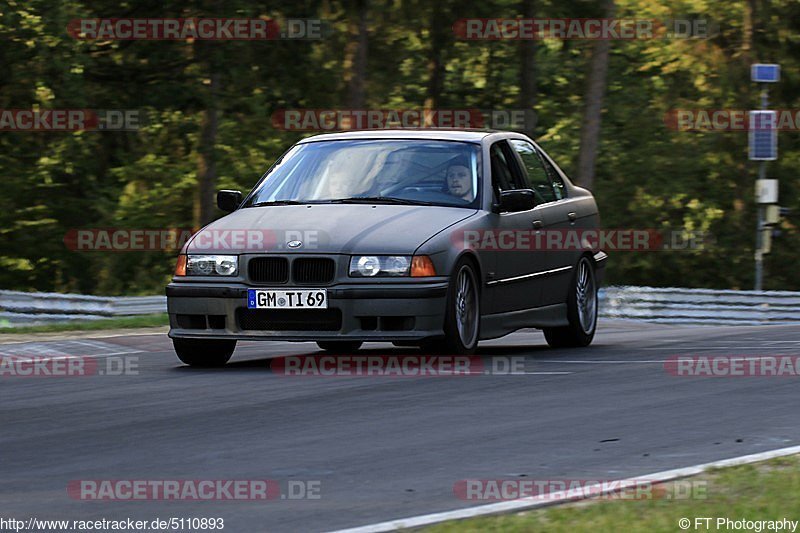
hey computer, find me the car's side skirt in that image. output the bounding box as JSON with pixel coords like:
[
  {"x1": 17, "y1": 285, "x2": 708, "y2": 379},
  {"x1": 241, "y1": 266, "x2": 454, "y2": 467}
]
[{"x1": 479, "y1": 303, "x2": 568, "y2": 340}]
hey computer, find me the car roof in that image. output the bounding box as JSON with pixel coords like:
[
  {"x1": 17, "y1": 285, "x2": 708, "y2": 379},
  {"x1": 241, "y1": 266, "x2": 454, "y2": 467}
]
[{"x1": 296, "y1": 129, "x2": 501, "y2": 144}]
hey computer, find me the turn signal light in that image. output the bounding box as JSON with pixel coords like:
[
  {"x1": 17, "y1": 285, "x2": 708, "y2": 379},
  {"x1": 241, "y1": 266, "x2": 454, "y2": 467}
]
[
  {"x1": 411, "y1": 255, "x2": 436, "y2": 277},
  {"x1": 174, "y1": 255, "x2": 187, "y2": 276}
]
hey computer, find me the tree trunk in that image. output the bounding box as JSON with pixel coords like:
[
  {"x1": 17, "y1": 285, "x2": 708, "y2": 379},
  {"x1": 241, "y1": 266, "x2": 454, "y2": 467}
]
[
  {"x1": 424, "y1": 3, "x2": 446, "y2": 112},
  {"x1": 742, "y1": 0, "x2": 754, "y2": 62},
  {"x1": 518, "y1": 0, "x2": 537, "y2": 136},
  {"x1": 576, "y1": 0, "x2": 615, "y2": 190},
  {"x1": 195, "y1": 71, "x2": 219, "y2": 228},
  {"x1": 344, "y1": 0, "x2": 368, "y2": 108}
]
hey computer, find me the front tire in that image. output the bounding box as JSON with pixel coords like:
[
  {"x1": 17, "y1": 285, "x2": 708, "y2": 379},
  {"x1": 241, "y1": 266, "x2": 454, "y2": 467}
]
[
  {"x1": 173, "y1": 338, "x2": 236, "y2": 367},
  {"x1": 439, "y1": 259, "x2": 481, "y2": 355},
  {"x1": 316, "y1": 341, "x2": 363, "y2": 353},
  {"x1": 543, "y1": 256, "x2": 598, "y2": 348}
]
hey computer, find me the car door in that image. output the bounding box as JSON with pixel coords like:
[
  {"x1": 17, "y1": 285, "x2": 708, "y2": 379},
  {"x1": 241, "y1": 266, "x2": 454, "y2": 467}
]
[
  {"x1": 481, "y1": 140, "x2": 548, "y2": 315},
  {"x1": 538, "y1": 144, "x2": 601, "y2": 296},
  {"x1": 508, "y1": 139, "x2": 574, "y2": 307}
]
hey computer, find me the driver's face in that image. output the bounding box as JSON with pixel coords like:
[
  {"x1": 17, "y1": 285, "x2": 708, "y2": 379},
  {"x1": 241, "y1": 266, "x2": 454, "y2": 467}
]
[{"x1": 446, "y1": 165, "x2": 472, "y2": 200}]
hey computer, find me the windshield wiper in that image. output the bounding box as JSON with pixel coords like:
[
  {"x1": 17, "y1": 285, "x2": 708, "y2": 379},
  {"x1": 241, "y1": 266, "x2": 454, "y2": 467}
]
[
  {"x1": 247, "y1": 200, "x2": 308, "y2": 207},
  {"x1": 327, "y1": 196, "x2": 435, "y2": 206}
]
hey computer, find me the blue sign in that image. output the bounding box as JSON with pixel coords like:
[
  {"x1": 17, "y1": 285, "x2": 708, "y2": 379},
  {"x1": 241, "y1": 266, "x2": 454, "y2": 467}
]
[
  {"x1": 751, "y1": 64, "x2": 780, "y2": 83},
  {"x1": 749, "y1": 111, "x2": 777, "y2": 161}
]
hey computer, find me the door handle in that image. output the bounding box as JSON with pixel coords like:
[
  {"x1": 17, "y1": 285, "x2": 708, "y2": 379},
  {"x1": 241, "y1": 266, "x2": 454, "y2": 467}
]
[
  {"x1": 567, "y1": 212, "x2": 577, "y2": 222},
  {"x1": 532, "y1": 220, "x2": 543, "y2": 229}
]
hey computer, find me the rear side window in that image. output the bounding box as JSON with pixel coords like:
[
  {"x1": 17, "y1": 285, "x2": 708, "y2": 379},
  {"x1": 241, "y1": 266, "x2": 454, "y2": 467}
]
[{"x1": 540, "y1": 155, "x2": 567, "y2": 200}]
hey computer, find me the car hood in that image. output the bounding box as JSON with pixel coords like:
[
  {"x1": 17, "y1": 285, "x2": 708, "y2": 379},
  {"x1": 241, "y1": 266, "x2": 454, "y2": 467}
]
[{"x1": 185, "y1": 204, "x2": 477, "y2": 255}]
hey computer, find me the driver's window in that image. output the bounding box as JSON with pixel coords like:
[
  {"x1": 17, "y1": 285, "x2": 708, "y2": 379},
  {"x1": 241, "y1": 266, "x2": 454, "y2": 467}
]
[
  {"x1": 490, "y1": 142, "x2": 515, "y2": 193},
  {"x1": 510, "y1": 140, "x2": 556, "y2": 203}
]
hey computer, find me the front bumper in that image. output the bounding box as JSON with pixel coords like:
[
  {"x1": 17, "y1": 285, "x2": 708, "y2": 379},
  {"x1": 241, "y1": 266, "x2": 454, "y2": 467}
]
[{"x1": 166, "y1": 280, "x2": 449, "y2": 341}]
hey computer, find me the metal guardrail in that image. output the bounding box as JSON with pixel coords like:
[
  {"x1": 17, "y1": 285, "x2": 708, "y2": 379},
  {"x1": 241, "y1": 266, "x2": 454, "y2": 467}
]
[
  {"x1": 599, "y1": 286, "x2": 800, "y2": 325},
  {"x1": 0, "y1": 290, "x2": 166, "y2": 326},
  {"x1": 2, "y1": 286, "x2": 800, "y2": 327}
]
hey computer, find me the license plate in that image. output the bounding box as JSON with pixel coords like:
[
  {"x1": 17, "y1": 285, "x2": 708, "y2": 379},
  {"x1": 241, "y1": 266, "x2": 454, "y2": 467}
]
[{"x1": 247, "y1": 289, "x2": 328, "y2": 309}]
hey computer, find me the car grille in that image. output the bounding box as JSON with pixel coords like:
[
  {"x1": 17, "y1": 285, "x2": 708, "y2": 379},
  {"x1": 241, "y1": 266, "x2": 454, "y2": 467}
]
[
  {"x1": 292, "y1": 258, "x2": 336, "y2": 284},
  {"x1": 236, "y1": 308, "x2": 342, "y2": 331},
  {"x1": 248, "y1": 257, "x2": 289, "y2": 283}
]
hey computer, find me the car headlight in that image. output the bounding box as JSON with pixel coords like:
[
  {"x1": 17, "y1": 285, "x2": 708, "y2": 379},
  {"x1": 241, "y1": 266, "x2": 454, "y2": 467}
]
[
  {"x1": 349, "y1": 255, "x2": 411, "y2": 277},
  {"x1": 177, "y1": 255, "x2": 238, "y2": 276}
]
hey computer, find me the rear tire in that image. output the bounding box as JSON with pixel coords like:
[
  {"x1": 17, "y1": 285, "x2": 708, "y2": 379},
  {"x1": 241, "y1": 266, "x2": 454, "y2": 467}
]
[
  {"x1": 173, "y1": 338, "x2": 236, "y2": 367},
  {"x1": 543, "y1": 256, "x2": 598, "y2": 348},
  {"x1": 316, "y1": 341, "x2": 363, "y2": 353}
]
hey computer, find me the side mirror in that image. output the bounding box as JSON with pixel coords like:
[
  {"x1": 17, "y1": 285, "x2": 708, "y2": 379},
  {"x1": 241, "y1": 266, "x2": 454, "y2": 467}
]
[
  {"x1": 498, "y1": 189, "x2": 535, "y2": 213},
  {"x1": 217, "y1": 190, "x2": 243, "y2": 213}
]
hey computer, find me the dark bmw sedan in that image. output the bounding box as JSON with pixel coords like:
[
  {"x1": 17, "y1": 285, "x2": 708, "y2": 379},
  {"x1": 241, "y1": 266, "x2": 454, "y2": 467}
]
[{"x1": 166, "y1": 129, "x2": 606, "y2": 366}]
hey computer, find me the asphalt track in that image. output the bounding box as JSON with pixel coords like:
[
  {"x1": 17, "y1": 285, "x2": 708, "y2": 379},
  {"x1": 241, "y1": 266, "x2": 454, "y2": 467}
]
[{"x1": 2, "y1": 320, "x2": 800, "y2": 532}]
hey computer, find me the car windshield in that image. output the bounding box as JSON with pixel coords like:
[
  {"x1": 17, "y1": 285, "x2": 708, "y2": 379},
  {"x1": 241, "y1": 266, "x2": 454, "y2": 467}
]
[{"x1": 244, "y1": 139, "x2": 482, "y2": 208}]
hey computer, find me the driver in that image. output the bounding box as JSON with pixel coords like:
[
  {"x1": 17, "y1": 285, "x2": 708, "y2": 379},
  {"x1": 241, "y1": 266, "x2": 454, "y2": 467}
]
[{"x1": 445, "y1": 160, "x2": 474, "y2": 202}]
